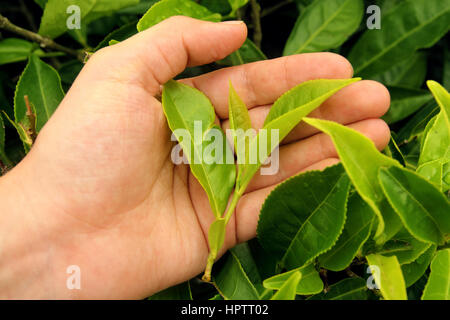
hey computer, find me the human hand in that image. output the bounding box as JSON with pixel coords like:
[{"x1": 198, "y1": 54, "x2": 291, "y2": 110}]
[{"x1": 0, "y1": 17, "x2": 390, "y2": 299}]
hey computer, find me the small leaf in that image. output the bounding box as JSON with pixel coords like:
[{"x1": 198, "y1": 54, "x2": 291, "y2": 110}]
[
  {"x1": 402, "y1": 245, "x2": 436, "y2": 288},
  {"x1": 349, "y1": 0, "x2": 450, "y2": 78},
  {"x1": 208, "y1": 219, "x2": 226, "y2": 258},
  {"x1": 378, "y1": 166, "x2": 450, "y2": 245},
  {"x1": 14, "y1": 54, "x2": 65, "y2": 133},
  {"x1": 162, "y1": 80, "x2": 236, "y2": 217},
  {"x1": 372, "y1": 52, "x2": 427, "y2": 88},
  {"x1": 263, "y1": 263, "x2": 323, "y2": 295},
  {"x1": 0, "y1": 38, "x2": 39, "y2": 65},
  {"x1": 137, "y1": 0, "x2": 221, "y2": 32},
  {"x1": 318, "y1": 192, "x2": 375, "y2": 271},
  {"x1": 270, "y1": 271, "x2": 301, "y2": 300},
  {"x1": 283, "y1": 0, "x2": 364, "y2": 55},
  {"x1": 228, "y1": 82, "x2": 252, "y2": 183},
  {"x1": 227, "y1": 0, "x2": 249, "y2": 17},
  {"x1": 303, "y1": 117, "x2": 402, "y2": 243},
  {"x1": 366, "y1": 254, "x2": 407, "y2": 300},
  {"x1": 95, "y1": 21, "x2": 138, "y2": 50},
  {"x1": 416, "y1": 81, "x2": 450, "y2": 192},
  {"x1": 217, "y1": 39, "x2": 267, "y2": 66},
  {"x1": 148, "y1": 281, "x2": 192, "y2": 300},
  {"x1": 422, "y1": 249, "x2": 450, "y2": 300},
  {"x1": 258, "y1": 164, "x2": 350, "y2": 270},
  {"x1": 307, "y1": 278, "x2": 368, "y2": 300}
]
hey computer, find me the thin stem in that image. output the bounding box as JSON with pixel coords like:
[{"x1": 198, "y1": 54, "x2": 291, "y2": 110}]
[
  {"x1": 250, "y1": 0, "x2": 262, "y2": 48},
  {"x1": 261, "y1": 0, "x2": 294, "y2": 18},
  {"x1": 0, "y1": 13, "x2": 84, "y2": 62}
]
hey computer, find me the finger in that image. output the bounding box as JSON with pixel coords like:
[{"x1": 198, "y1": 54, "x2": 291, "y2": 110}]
[
  {"x1": 234, "y1": 158, "x2": 341, "y2": 244},
  {"x1": 221, "y1": 80, "x2": 390, "y2": 143},
  {"x1": 245, "y1": 119, "x2": 390, "y2": 192},
  {"x1": 182, "y1": 52, "x2": 354, "y2": 118},
  {"x1": 84, "y1": 17, "x2": 247, "y2": 95}
]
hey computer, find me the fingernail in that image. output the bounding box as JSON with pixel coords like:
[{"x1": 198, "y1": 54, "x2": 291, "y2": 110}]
[{"x1": 221, "y1": 20, "x2": 244, "y2": 25}]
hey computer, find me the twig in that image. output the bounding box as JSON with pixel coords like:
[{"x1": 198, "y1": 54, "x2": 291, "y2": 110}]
[
  {"x1": 261, "y1": 0, "x2": 294, "y2": 18},
  {"x1": 24, "y1": 95, "x2": 37, "y2": 143},
  {"x1": 250, "y1": 0, "x2": 262, "y2": 48},
  {"x1": 0, "y1": 13, "x2": 84, "y2": 61}
]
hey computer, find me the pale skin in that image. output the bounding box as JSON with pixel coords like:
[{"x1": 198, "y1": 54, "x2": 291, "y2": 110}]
[{"x1": 0, "y1": 17, "x2": 391, "y2": 299}]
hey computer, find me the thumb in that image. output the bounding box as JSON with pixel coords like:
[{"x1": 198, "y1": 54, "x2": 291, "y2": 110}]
[{"x1": 86, "y1": 16, "x2": 247, "y2": 95}]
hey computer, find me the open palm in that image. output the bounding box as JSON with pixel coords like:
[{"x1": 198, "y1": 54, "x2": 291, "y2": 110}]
[{"x1": 3, "y1": 17, "x2": 390, "y2": 299}]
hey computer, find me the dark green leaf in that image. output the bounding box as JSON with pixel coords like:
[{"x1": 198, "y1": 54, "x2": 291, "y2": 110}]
[
  {"x1": 382, "y1": 87, "x2": 432, "y2": 124},
  {"x1": 258, "y1": 164, "x2": 350, "y2": 270},
  {"x1": 402, "y1": 245, "x2": 436, "y2": 288},
  {"x1": 319, "y1": 192, "x2": 375, "y2": 271},
  {"x1": 283, "y1": 0, "x2": 364, "y2": 55},
  {"x1": 149, "y1": 281, "x2": 192, "y2": 300},
  {"x1": 217, "y1": 39, "x2": 267, "y2": 66},
  {"x1": 378, "y1": 166, "x2": 450, "y2": 245},
  {"x1": 349, "y1": 0, "x2": 450, "y2": 78},
  {"x1": 308, "y1": 278, "x2": 368, "y2": 300}
]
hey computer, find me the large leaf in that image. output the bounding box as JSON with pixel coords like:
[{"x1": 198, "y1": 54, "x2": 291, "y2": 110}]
[
  {"x1": 239, "y1": 78, "x2": 360, "y2": 189},
  {"x1": 270, "y1": 271, "x2": 301, "y2": 300},
  {"x1": 422, "y1": 249, "x2": 450, "y2": 300},
  {"x1": 378, "y1": 166, "x2": 450, "y2": 245},
  {"x1": 39, "y1": 0, "x2": 140, "y2": 38},
  {"x1": 258, "y1": 164, "x2": 350, "y2": 270},
  {"x1": 366, "y1": 254, "x2": 407, "y2": 300},
  {"x1": 382, "y1": 87, "x2": 432, "y2": 124},
  {"x1": 372, "y1": 52, "x2": 427, "y2": 88},
  {"x1": 417, "y1": 81, "x2": 450, "y2": 192},
  {"x1": 402, "y1": 245, "x2": 436, "y2": 288},
  {"x1": 318, "y1": 192, "x2": 375, "y2": 271},
  {"x1": 213, "y1": 245, "x2": 262, "y2": 300},
  {"x1": 137, "y1": 0, "x2": 221, "y2": 32},
  {"x1": 307, "y1": 278, "x2": 368, "y2": 300},
  {"x1": 263, "y1": 263, "x2": 323, "y2": 296},
  {"x1": 162, "y1": 80, "x2": 235, "y2": 217},
  {"x1": 14, "y1": 54, "x2": 65, "y2": 133},
  {"x1": 148, "y1": 281, "x2": 192, "y2": 300},
  {"x1": 303, "y1": 118, "x2": 402, "y2": 243},
  {"x1": 283, "y1": 0, "x2": 363, "y2": 55},
  {"x1": 349, "y1": 0, "x2": 450, "y2": 78}
]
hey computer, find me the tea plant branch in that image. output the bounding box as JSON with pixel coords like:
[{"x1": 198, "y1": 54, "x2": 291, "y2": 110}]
[
  {"x1": 0, "y1": 13, "x2": 85, "y2": 62},
  {"x1": 250, "y1": 0, "x2": 262, "y2": 48}
]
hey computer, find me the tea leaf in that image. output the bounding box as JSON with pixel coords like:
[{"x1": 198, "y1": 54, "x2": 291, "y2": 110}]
[
  {"x1": 422, "y1": 249, "x2": 450, "y2": 300},
  {"x1": 318, "y1": 192, "x2": 375, "y2": 271},
  {"x1": 307, "y1": 278, "x2": 367, "y2": 300},
  {"x1": 303, "y1": 118, "x2": 402, "y2": 243},
  {"x1": 263, "y1": 263, "x2": 323, "y2": 295},
  {"x1": 137, "y1": 0, "x2": 221, "y2": 32},
  {"x1": 416, "y1": 81, "x2": 450, "y2": 192},
  {"x1": 372, "y1": 52, "x2": 427, "y2": 88},
  {"x1": 270, "y1": 271, "x2": 301, "y2": 300},
  {"x1": 162, "y1": 80, "x2": 235, "y2": 218},
  {"x1": 0, "y1": 38, "x2": 41, "y2": 66},
  {"x1": 217, "y1": 39, "x2": 266, "y2": 66},
  {"x1": 239, "y1": 78, "x2": 360, "y2": 189},
  {"x1": 14, "y1": 54, "x2": 64, "y2": 132},
  {"x1": 402, "y1": 245, "x2": 436, "y2": 288},
  {"x1": 366, "y1": 254, "x2": 407, "y2": 300},
  {"x1": 213, "y1": 247, "x2": 261, "y2": 300},
  {"x1": 258, "y1": 164, "x2": 350, "y2": 270},
  {"x1": 378, "y1": 166, "x2": 450, "y2": 245},
  {"x1": 283, "y1": 0, "x2": 363, "y2": 55},
  {"x1": 39, "y1": 0, "x2": 140, "y2": 38},
  {"x1": 349, "y1": 0, "x2": 450, "y2": 78}
]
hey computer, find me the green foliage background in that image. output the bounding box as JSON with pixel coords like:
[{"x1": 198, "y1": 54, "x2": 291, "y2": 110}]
[{"x1": 0, "y1": 0, "x2": 449, "y2": 300}]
